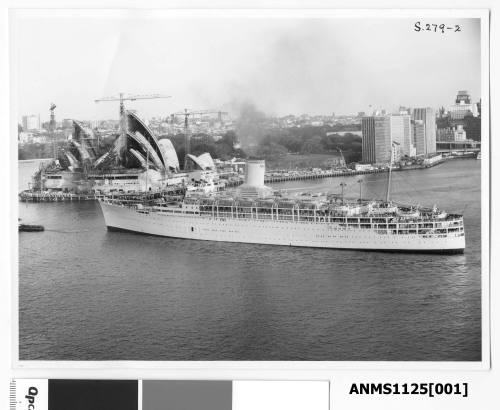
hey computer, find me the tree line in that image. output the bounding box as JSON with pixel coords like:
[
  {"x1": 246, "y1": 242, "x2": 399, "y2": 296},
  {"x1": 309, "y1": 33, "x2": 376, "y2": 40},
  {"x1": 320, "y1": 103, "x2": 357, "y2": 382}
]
[
  {"x1": 18, "y1": 127, "x2": 362, "y2": 165},
  {"x1": 253, "y1": 125, "x2": 362, "y2": 163}
]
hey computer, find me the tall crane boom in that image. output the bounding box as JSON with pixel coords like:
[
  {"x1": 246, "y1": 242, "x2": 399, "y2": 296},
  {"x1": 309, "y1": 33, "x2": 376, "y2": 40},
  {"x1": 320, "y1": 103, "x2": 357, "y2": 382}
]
[
  {"x1": 94, "y1": 92, "x2": 172, "y2": 166},
  {"x1": 49, "y1": 103, "x2": 57, "y2": 159},
  {"x1": 95, "y1": 93, "x2": 172, "y2": 102},
  {"x1": 95, "y1": 93, "x2": 172, "y2": 115}
]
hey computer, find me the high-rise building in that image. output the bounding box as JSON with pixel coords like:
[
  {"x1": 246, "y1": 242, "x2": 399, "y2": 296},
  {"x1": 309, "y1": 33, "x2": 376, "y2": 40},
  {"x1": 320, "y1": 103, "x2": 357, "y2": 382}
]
[
  {"x1": 389, "y1": 114, "x2": 412, "y2": 157},
  {"x1": 372, "y1": 116, "x2": 406, "y2": 164},
  {"x1": 449, "y1": 90, "x2": 478, "y2": 120},
  {"x1": 373, "y1": 116, "x2": 391, "y2": 163},
  {"x1": 412, "y1": 120, "x2": 426, "y2": 153},
  {"x1": 22, "y1": 115, "x2": 40, "y2": 131},
  {"x1": 412, "y1": 108, "x2": 436, "y2": 156},
  {"x1": 361, "y1": 117, "x2": 376, "y2": 164},
  {"x1": 362, "y1": 115, "x2": 412, "y2": 164}
]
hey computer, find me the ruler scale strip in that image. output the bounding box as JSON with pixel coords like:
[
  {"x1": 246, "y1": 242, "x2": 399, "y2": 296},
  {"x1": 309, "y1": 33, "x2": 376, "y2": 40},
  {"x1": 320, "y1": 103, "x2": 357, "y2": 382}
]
[{"x1": 10, "y1": 380, "x2": 16, "y2": 410}]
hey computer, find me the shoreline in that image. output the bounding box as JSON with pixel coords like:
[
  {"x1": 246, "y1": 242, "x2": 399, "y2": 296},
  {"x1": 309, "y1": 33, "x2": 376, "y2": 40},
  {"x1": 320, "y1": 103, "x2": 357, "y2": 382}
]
[{"x1": 18, "y1": 158, "x2": 53, "y2": 163}]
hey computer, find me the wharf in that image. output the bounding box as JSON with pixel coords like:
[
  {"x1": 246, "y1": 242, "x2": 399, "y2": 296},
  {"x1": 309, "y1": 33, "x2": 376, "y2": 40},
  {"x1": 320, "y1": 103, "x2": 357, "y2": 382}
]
[
  {"x1": 263, "y1": 168, "x2": 386, "y2": 183},
  {"x1": 19, "y1": 190, "x2": 95, "y2": 202},
  {"x1": 223, "y1": 168, "x2": 386, "y2": 186},
  {"x1": 19, "y1": 185, "x2": 186, "y2": 203},
  {"x1": 224, "y1": 158, "x2": 449, "y2": 186}
]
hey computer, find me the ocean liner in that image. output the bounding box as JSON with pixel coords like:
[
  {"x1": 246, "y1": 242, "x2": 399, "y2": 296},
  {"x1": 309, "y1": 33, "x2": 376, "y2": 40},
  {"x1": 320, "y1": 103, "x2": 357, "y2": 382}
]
[{"x1": 99, "y1": 160, "x2": 465, "y2": 253}]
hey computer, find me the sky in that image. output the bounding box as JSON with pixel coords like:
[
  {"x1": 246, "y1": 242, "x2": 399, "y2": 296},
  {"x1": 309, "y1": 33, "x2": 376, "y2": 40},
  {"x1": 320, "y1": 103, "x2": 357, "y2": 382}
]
[{"x1": 13, "y1": 13, "x2": 482, "y2": 122}]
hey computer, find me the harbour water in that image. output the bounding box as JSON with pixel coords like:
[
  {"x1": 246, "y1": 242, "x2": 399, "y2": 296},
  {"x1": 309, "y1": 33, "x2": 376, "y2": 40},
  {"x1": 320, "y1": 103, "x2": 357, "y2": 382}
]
[{"x1": 18, "y1": 159, "x2": 482, "y2": 361}]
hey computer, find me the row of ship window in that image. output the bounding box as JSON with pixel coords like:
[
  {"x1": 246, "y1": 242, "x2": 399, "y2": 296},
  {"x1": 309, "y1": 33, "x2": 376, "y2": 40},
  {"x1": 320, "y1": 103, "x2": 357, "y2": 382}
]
[
  {"x1": 133, "y1": 213, "x2": 464, "y2": 238},
  {"x1": 136, "y1": 213, "x2": 461, "y2": 236},
  {"x1": 145, "y1": 208, "x2": 462, "y2": 229}
]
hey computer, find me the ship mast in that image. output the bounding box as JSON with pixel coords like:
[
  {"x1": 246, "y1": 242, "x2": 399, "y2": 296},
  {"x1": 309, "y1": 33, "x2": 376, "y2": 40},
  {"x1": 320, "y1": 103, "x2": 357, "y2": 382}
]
[
  {"x1": 340, "y1": 182, "x2": 347, "y2": 204},
  {"x1": 386, "y1": 141, "x2": 399, "y2": 202},
  {"x1": 385, "y1": 161, "x2": 392, "y2": 203}
]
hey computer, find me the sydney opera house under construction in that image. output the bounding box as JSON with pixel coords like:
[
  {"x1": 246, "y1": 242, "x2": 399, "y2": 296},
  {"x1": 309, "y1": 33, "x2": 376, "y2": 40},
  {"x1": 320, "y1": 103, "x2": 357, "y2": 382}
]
[{"x1": 32, "y1": 110, "x2": 220, "y2": 195}]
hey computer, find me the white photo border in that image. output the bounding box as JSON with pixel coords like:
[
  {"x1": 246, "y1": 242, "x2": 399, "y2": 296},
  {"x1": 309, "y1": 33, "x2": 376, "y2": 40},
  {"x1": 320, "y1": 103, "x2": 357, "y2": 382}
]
[{"x1": 9, "y1": 7, "x2": 491, "y2": 373}]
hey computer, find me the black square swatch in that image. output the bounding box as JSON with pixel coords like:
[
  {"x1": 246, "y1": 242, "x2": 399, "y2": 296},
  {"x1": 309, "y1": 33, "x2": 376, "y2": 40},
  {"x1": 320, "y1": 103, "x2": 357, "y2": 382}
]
[{"x1": 48, "y1": 380, "x2": 138, "y2": 410}]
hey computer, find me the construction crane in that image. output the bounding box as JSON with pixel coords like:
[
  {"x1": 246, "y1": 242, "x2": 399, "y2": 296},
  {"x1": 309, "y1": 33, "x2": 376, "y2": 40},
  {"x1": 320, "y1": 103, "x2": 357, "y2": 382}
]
[
  {"x1": 49, "y1": 103, "x2": 57, "y2": 159},
  {"x1": 95, "y1": 93, "x2": 172, "y2": 116},
  {"x1": 192, "y1": 110, "x2": 228, "y2": 122},
  {"x1": 94, "y1": 93, "x2": 171, "y2": 164},
  {"x1": 173, "y1": 109, "x2": 223, "y2": 170}
]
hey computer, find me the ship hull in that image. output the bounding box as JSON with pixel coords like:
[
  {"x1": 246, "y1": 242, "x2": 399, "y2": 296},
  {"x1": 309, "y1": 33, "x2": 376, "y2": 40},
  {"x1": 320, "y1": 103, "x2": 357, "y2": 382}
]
[{"x1": 99, "y1": 201, "x2": 465, "y2": 253}]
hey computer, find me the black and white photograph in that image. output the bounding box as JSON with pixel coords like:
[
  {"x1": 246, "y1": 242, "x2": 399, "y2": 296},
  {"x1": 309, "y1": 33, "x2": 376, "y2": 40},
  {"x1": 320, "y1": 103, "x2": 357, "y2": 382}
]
[{"x1": 13, "y1": 9, "x2": 488, "y2": 362}]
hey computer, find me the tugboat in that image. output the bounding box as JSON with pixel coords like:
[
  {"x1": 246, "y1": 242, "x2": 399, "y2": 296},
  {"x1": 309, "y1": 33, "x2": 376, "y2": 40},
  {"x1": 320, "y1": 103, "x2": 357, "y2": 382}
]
[{"x1": 18, "y1": 219, "x2": 44, "y2": 232}]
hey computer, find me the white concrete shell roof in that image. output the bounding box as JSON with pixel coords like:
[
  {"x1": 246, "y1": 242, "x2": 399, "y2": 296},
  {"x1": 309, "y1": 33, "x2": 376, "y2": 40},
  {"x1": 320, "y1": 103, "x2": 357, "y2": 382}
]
[
  {"x1": 127, "y1": 131, "x2": 164, "y2": 170},
  {"x1": 126, "y1": 111, "x2": 167, "y2": 170},
  {"x1": 187, "y1": 152, "x2": 215, "y2": 170},
  {"x1": 158, "y1": 138, "x2": 180, "y2": 171}
]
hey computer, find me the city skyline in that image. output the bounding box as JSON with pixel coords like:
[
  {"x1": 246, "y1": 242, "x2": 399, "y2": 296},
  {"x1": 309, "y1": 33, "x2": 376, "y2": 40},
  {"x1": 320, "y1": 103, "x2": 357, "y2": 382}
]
[
  {"x1": 19, "y1": 96, "x2": 479, "y2": 125},
  {"x1": 13, "y1": 13, "x2": 481, "y2": 122}
]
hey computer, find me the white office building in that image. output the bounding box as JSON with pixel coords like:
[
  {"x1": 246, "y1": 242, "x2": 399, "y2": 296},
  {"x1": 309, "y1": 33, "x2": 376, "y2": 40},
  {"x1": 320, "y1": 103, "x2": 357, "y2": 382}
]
[
  {"x1": 412, "y1": 107, "x2": 437, "y2": 156},
  {"x1": 22, "y1": 115, "x2": 40, "y2": 131}
]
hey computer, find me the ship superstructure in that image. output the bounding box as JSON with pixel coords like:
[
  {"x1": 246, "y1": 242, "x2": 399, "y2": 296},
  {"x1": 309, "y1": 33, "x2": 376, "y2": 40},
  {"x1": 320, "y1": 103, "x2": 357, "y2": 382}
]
[{"x1": 99, "y1": 160, "x2": 465, "y2": 253}]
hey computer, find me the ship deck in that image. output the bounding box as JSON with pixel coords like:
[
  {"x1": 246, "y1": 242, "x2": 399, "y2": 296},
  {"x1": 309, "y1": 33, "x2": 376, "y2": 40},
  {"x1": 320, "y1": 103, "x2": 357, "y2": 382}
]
[{"x1": 102, "y1": 194, "x2": 465, "y2": 237}]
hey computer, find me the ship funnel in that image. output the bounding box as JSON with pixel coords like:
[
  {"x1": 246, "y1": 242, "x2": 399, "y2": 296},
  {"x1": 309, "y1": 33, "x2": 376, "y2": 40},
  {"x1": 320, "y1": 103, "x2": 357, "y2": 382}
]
[
  {"x1": 238, "y1": 160, "x2": 272, "y2": 198},
  {"x1": 245, "y1": 160, "x2": 266, "y2": 186}
]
